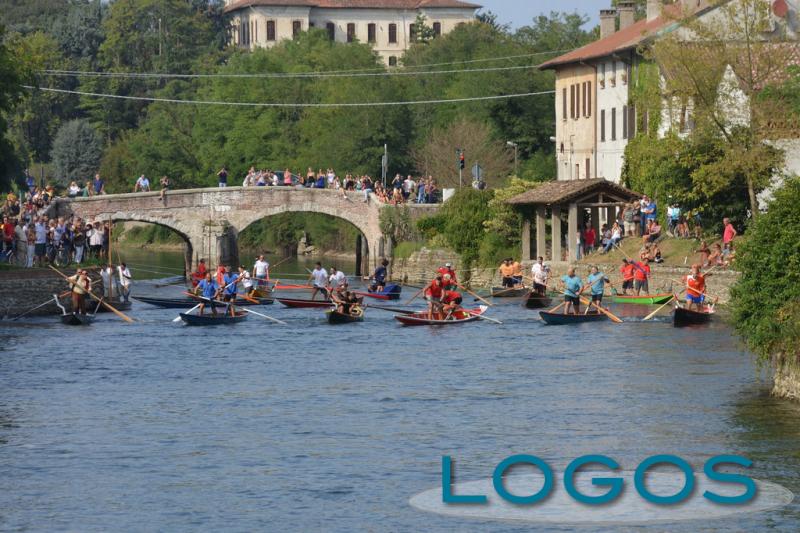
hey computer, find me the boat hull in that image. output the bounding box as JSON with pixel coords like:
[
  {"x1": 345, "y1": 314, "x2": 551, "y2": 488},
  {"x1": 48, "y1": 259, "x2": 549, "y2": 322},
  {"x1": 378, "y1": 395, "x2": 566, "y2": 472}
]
[
  {"x1": 135, "y1": 296, "x2": 273, "y2": 309},
  {"x1": 60, "y1": 313, "x2": 96, "y2": 326},
  {"x1": 179, "y1": 312, "x2": 249, "y2": 326},
  {"x1": 673, "y1": 306, "x2": 714, "y2": 327},
  {"x1": 277, "y1": 298, "x2": 335, "y2": 309},
  {"x1": 539, "y1": 311, "x2": 609, "y2": 325},
  {"x1": 394, "y1": 306, "x2": 486, "y2": 326},
  {"x1": 326, "y1": 310, "x2": 365, "y2": 324},
  {"x1": 524, "y1": 293, "x2": 553, "y2": 309},
  {"x1": 611, "y1": 293, "x2": 673, "y2": 305}
]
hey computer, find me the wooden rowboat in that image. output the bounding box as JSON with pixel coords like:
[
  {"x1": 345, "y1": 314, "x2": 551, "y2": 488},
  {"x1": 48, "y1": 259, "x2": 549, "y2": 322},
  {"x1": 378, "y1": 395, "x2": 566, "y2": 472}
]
[
  {"x1": 60, "y1": 312, "x2": 96, "y2": 326},
  {"x1": 524, "y1": 293, "x2": 553, "y2": 309},
  {"x1": 491, "y1": 287, "x2": 529, "y2": 298},
  {"x1": 135, "y1": 295, "x2": 273, "y2": 309},
  {"x1": 394, "y1": 306, "x2": 487, "y2": 327},
  {"x1": 673, "y1": 305, "x2": 714, "y2": 327},
  {"x1": 539, "y1": 311, "x2": 609, "y2": 326},
  {"x1": 356, "y1": 284, "x2": 402, "y2": 301},
  {"x1": 326, "y1": 309, "x2": 365, "y2": 324},
  {"x1": 278, "y1": 297, "x2": 361, "y2": 309},
  {"x1": 179, "y1": 311, "x2": 249, "y2": 326},
  {"x1": 611, "y1": 293, "x2": 673, "y2": 305}
]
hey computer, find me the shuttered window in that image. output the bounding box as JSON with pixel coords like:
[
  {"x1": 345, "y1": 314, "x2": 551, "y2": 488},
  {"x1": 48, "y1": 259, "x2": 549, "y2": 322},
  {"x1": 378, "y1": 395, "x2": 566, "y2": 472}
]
[
  {"x1": 367, "y1": 23, "x2": 376, "y2": 43},
  {"x1": 600, "y1": 110, "x2": 606, "y2": 142},
  {"x1": 347, "y1": 23, "x2": 356, "y2": 43},
  {"x1": 389, "y1": 23, "x2": 397, "y2": 43},
  {"x1": 267, "y1": 20, "x2": 276, "y2": 41}
]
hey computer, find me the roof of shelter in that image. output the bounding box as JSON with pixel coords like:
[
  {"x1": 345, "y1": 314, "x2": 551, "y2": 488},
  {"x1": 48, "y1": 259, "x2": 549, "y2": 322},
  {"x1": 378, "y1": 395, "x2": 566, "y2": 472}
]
[{"x1": 506, "y1": 179, "x2": 642, "y2": 206}]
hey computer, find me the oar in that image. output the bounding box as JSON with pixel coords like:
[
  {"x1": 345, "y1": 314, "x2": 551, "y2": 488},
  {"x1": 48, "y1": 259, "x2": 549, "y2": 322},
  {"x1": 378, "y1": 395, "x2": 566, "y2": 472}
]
[
  {"x1": 476, "y1": 285, "x2": 524, "y2": 300},
  {"x1": 173, "y1": 304, "x2": 201, "y2": 322},
  {"x1": 643, "y1": 289, "x2": 687, "y2": 321},
  {"x1": 554, "y1": 286, "x2": 623, "y2": 324},
  {"x1": 546, "y1": 302, "x2": 566, "y2": 314},
  {"x1": 241, "y1": 308, "x2": 287, "y2": 325},
  {"x1": 464, "y1": 309, "x2": 503, "y2": 325},
  {"x1": 456, "y1": 282, "x2": 494, "y2": 307},
  {"x1": 365, "y1": 304, "x2": 420, "y2": 315},
  {"x1": 10, "y1": 289, "x2": 72, "y2": 321},
  {"x1": 405, "y1": 285, "x2": 426, "y2": 305},
  {"x1": 49, "y1": 266, "x2": 134, "y2": 323}
]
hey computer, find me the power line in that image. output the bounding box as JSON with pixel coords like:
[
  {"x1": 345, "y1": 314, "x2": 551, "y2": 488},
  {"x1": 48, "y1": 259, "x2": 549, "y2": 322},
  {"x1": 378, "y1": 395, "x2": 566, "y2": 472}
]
[
  {"x1": 38, "y1": 48, "x2": 574, "y2": 80},
  {"x1": 22, "y1": 85, "x2": 555, "y2": 107}
]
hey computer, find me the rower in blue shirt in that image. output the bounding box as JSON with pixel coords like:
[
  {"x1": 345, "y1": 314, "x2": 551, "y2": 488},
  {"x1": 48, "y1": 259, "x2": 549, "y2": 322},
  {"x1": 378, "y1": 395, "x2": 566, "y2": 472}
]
[
  {"x1": 195, "y1": 272, "x2": 220, "y2": 315},
  {"x1": 585, "y1": 266, "x2": 612, "y2": 314},
  {"x1": 560, "y1": 268, "x2": 583, "y2": 315},
  {"x1": 370, "y1": 259, "x2": 389, "y2": 293},
  {"x1": 222, "y1": 266, "x2": 240, "y2": 303}
]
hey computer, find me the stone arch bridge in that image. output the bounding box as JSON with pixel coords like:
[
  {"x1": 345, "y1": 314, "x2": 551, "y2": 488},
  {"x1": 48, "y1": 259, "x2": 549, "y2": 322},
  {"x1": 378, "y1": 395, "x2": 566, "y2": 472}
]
[{"x1": 48, "y1": 187, "x2": 439, "y2": 276}]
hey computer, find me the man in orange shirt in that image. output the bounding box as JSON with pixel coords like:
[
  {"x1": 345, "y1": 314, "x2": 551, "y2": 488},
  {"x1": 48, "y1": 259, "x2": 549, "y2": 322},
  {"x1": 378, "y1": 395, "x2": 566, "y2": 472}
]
[
  {"x1": 620, "y1": 259, "x2": 635, "y2": 295},
  {"x1": 633, "y1": 258, "x2": 651, "y2": 296},
  {"x1": 685, "y1": 264, "x2": 711, "y2": 311}
]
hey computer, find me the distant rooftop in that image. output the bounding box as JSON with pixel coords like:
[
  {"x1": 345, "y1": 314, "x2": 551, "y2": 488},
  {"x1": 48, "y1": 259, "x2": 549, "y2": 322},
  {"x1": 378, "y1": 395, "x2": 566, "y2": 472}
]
[{"x1": 223, "y1": 0, "x2": 482, "y2": 13}]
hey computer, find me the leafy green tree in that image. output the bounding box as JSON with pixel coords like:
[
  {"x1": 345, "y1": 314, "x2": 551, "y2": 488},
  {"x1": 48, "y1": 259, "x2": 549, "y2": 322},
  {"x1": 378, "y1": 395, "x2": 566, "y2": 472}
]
[
  {"x1": 410, "y1": 13, "x2": 436, "y2": 44},
  {"x1": 51, "y1": 119, "x2": 103, "y2": 184},
  {"x1": 52, "y1": 0, "x2": 105, "y2": 65},
  {"x1": 435, "y1": 188, "x2": 493, "y2": 267},
  {"x1": 731, "y1": 177, "x2": 800, "y2": 368},
  {"x1": 0, "y1": 24, "x2": 26, "y2": 190},
  {"x1": 0, "y1": 0, "x2": 72, "y2": 35}
]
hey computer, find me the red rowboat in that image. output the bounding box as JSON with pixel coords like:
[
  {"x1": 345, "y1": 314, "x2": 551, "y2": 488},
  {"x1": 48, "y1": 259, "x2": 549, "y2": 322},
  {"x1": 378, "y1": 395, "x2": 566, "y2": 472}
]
[{"x1": 394, "y1": 306, "x2": 487, "y2": 326}]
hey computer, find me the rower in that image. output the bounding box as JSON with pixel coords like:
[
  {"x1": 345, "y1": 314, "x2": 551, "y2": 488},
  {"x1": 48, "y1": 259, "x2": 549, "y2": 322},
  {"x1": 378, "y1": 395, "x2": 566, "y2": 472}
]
[
  {"x1": 531, "y1": 257, "x2": 548, "y2": 296},
  {"x1": 437, "y1": 262, "x2": 457, "y2": 285},
  {"x1": 192, "y1": 259, "x2": 207, "y2": 287},
  {"x1": 498, "y1": 259, "x2": 515, "y2": 289},
  {"x1": 685, "y1": 264, "x2": 710, "y2": 311},
  {"x1": 195, "y1": 272, "x2": 220, "y2": 316},
  {"x1": 328, "y1": 266, "x2": 348, "y2": 296},
  {"x1": 67, "y1": 268, "x2": 91, "y2": 315},
  {"x1": 633, "y1": 258, "x2": 651, "y2": 296},
  {"x1": 511, "y1": 259, "x2": 524, "y2": 288},
  {"x1": 309, "y1": 262, "x2": 329, "y2": 301},
  {"x1": 370, "y1": 259, "x2": 389, "y2": 293},
  {"x1": 559, "y1": 267, "x2": 583, "y2": 315},
  {"x1": 215, "y1": 265, "x2": 226, "y2": 287},
  {"x1": 620, "y1": 259, "x2": 635, "y2": 295},
  {"x1": 252, "y1": 255, "x2": 270, "y2": 292},
  {"x1": 222, "y1": 265, "x2": 240, "y2": 312},
  {"x1": 585, "y1": 266, "x2": 611, "y2": 314},
  {"x1": 441, "y1": 290, "x2": 463, "y2": 319},
  {"x1": 238, "y1": 265, "x2": 254, "y2": 296},
  {"x1": 424, "y1": 274, "x2": 445, "y2": 320}
]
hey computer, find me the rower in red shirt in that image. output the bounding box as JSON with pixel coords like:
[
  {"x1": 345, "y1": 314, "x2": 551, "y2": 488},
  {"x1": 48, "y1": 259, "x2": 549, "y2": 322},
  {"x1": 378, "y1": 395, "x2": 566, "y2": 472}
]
[
  {"x1": 425, "y1": 274, "x2": 445, "y2": 320},
  {"x1": 620, "y1": 259, "x2": 635, "y2": 295},
  {"x1": 685, "y1": 264, "x2": 711, "y2": 311},
  {"x1": 632, "y1": 258, "x2": 651, "y2": 296},
  {"x1": 437, "y1": 262, "x2": 457, "y2": 287},
  {"x1": 441, "y1": 290, "x2": 463, "y2": 315}
]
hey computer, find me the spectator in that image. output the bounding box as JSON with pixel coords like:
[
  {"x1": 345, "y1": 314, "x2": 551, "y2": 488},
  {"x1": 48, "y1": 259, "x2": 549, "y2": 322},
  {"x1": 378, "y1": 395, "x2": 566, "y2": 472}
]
[
  {"x1": 723, "y1": 217, "x2": 738, "y2": 245},
  {"x1": 583, "y1": 224, "x2": 596, "y2": 255},
  {"x1": 217, "y1": 167, "x2": 228, "y2": 188},
  {"x1": 91, "y1": 173, "x2": 105, "y2": 195},
  {"x1": 67, "y1": 181, "x2": 81, "y2": 197},
  {"x1": 134, "y1": 174, "x2": 150, "y2": 192}
]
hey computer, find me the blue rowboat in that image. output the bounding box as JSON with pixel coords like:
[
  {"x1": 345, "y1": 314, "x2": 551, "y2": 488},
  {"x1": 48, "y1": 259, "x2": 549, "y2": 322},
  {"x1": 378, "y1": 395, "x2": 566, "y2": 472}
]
[
  {"x1": 135, "y1": 295, "x2": 273, "y2": 309},
  {"x1": 539, "y1": 311, "x2": 609, "y2": 325}
]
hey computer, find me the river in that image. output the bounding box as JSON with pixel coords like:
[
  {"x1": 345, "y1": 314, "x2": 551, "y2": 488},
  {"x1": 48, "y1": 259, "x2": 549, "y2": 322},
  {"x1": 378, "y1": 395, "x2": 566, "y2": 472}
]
[{"x1": 1, "y1": 248, "x2": 799, "y2": 531}]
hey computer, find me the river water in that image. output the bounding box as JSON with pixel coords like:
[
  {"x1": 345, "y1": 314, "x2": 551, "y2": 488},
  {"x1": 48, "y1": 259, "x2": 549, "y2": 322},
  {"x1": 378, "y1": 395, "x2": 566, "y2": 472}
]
[{"x1": 2, "y1": 249, "x2": 800, "y2": 531}]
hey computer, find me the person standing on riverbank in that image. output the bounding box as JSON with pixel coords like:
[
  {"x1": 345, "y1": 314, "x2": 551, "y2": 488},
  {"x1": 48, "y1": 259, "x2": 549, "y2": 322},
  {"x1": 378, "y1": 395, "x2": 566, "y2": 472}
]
[{"x1": 723, "y1": 218, "x2": 738, "y2": 245}]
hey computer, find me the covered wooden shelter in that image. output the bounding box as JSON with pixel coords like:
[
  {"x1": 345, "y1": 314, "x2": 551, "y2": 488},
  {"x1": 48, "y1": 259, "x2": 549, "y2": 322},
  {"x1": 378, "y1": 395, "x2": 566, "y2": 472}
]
[{"x1": 507, "y1": 179, "x2": 642, "y2": 262}]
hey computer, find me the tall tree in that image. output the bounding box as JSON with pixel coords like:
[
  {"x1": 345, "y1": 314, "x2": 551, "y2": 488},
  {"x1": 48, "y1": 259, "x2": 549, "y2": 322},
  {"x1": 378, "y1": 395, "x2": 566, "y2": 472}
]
[
  {"x1": 0, "y1": 24, "x2": 26, "y2": 190},
  {"x1": 51, "y1": 119, "x2": 103, "y2": 184}
]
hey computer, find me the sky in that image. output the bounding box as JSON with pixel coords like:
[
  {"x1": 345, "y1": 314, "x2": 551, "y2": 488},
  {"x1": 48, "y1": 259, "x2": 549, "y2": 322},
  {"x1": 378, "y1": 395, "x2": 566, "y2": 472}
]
[{"x1": 476, "y1": 0, "x2": 612, "y2": 29}]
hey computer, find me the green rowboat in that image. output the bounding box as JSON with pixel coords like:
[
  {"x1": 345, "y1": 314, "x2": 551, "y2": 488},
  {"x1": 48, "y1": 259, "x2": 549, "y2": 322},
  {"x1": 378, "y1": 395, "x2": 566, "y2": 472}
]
[{"x1": 611, "y1": 293, "x2": 674, "y2": 305}]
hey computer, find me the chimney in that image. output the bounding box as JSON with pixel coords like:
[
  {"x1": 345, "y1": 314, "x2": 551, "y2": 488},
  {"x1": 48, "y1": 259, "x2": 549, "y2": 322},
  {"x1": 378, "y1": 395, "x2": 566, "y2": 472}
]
[
  {"x1": 618, "y1": 1, "x2": 636, "y2": 30},
  {"x1": 647, "y1": 0, "x2": 662, "y2": 21},
  {"x1": 600, "y1": 9, "x2": 617, "y2": 39}
]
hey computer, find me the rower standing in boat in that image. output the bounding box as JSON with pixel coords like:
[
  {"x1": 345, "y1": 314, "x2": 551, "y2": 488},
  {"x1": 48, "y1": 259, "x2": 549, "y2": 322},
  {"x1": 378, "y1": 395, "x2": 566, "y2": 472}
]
[
  {"x1": 437, "y1": 262, "x2": 457, "y2": 285},
  {"x1": 253, "y1": 255, "x2": 270, "y2": 292},
  {"x1": 559, "y1": 268, "x2": 583, "y2": 315},
  {"x1": 620, "y1": 259, "x2": 635, "y2": 295},
  {"x1": 511, "y1": 259, "x2": 524, "y2": 288},
  {"x1": 585, "y1": 266, "x2": 611, "y2": 313},
  {"x1": 498, "y1": 259, "x2": 515, "y2": 289},
  {"x1": 424, "y1": 274, "x2": 445, "y2": 320},
  {"x1": 531, "y1": 257, "x2": 548, "y2": 296},
  {"x1": 309, "y1": 262, "x2": 329, "y2": 301},
  {"x1": 194, "y1": 272, "x2": 221, "y2": 316},
  {"x1": 238, "y1": 265, "x2": 254, "y2": 296},
  {"x1": 370, "y1": 259, "x2": 389, "y2": 293},
  {"x1": 117, "y1": 262, "x2": 132, "y2": 303},
  {"x1": 328, "y1": 267, "x2": 348, "y2": 296},
  {"x1": 685, "y1": 264, "x2": 710, "y2": 311},
  {"x1": 633, "y1": 258, "x2": 651, "y2": 296},
  {"x1": 67, "y1": 268, "x2": 91, "y2": 315},
  {"x1": 222, "y1": 266, "x2": 240, "y2": 309}
]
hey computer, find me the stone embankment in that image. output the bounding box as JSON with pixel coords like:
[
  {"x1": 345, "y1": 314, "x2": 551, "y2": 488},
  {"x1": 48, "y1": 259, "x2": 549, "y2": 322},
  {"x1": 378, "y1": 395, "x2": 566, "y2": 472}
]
[
  {"x1": 391, "y1": 248, "x2": 740, "y2": 304},
  {"x1": 0, "y1": 269, "x2": 107, "y2": 318}
]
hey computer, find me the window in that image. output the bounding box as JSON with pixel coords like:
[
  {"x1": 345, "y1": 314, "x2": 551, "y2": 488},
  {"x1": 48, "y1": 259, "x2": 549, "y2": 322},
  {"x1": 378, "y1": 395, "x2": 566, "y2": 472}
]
[
  {"x1": 368, "y1": 23, "x2": 376, "y2": 43},
  {"x1": 293, "y1": 20, "x2": 302, "y2": 38},
  {"x1": 410, "y1": 23, "x2": 417, "y2": 42},
  {"x1": 562, "y1": 88, "x2": 567, "y2": 120},
  {"x1": 585, "y1": 158, "x2": 591, "y2": 179},
  {"x1": 628, "y1": 105, "x2": 636, "y2": 137},
  {"x1": 586, "y1": 81, "x2": 592, "y2": 117},
  {"x1": 576, "y1": 164, "x2": 580, "y2": 179},
  {"x1": 600, "y1": 110, "x2": 606, "y2": 142},
  {"x1": 254, "y1": 20, "x2": 258, "y2": 42},
  {"x1": 347, "y1": 23, "x2": 356, "y2": 42},
  {"x1": 581, "y1": 83, "x2": 586, "y2": 118},
  {"x1": 570, "y1": 84, "x2": 575, "y2": 119},
  {"x1": 611, "y1": 107, "x2": 617, "y2": 140},
  {"x1": 389, "y1": 23, "x2": 397, "y2": 43},
  {"x1": 326, "y1": 22, "x2": 335, "y2": 41},
  {"x1": 388, "y1": 56, "x2": 398, "y2": 67},
  {"x1": 622, "y1": 105, "x2": 628, "y2": 139},
  {"x1": 267, "y1": 20, "x2": 276, "y2": 41},
  {"x1": 560, "y1": 142, "x2": 565, "y2": 154},
  {"x1": 433, "y1": 22, "x2": 442, "y2": 36}
]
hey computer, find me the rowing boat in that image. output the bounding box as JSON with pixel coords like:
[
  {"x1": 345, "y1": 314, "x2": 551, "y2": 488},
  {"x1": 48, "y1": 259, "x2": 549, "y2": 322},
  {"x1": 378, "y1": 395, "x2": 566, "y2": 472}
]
[
  {"x1": 539, "y1": 311, "x2": 609, "y2": 325},
  {"x1": 326, "y1": 309, "x2": 365, "y2": 324},
  {"x1": 491, "y1": 287, "x2": 529, "y2": 298},
  {"x1": 277, "y1": 297, "x2": 335, "y2": 309},
  {"x1": 673, "y1": 305, "x2": 714, "y2": 327},
  {"x1": 394, "y1": 306, "x2": 487, "y2": 326},
  {"x1": 611, "y1": 293, "x2": 673, "y2": 305},
  {"x1": 134, "y1": 295, "x2": 274, "y2": 308},
  {"x1": 356, "y1": 284, "x2": 402, "y2": 301},
  {"x1": 179, "y1": 311, "x2": 249, "y2": 326},
  {"x1": 523, "y1": 293, "x2": 553, "y2": 309},
  {"x1": 60, "y1": 312, "x2": 96, "y2": 326}
]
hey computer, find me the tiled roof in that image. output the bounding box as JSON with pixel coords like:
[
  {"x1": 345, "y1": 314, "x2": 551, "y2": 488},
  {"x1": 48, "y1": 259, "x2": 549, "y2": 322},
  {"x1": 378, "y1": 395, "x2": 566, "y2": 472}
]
[
  {"x1": 506, "y1": 179, "x2": 641, "y2": 206},
  {"x1": 223, "y1": 0, "x2": 481, "y2": 13}
]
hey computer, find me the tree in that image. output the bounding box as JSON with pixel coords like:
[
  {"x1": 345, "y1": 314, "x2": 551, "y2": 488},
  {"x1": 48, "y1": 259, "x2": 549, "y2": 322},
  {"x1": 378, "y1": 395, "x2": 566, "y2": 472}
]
[
  {"x1": 651, "y1": 0, "x2": 797, "y2": 217},
  {"x1": 0, "y1": 25, "x2": 26, "y2": 190},
  {"x1": 51, "y1": 119, "x2": 103, "y2": 184},
  {"x1": 409, "y1": 13, "x2": 436, "y2": 44},
  {"x1": 52, "y1": 0, "x2": 106, "y2": 65},
  {"x1": 411, "y1": 118, "x2": 513, "y2": 189}
]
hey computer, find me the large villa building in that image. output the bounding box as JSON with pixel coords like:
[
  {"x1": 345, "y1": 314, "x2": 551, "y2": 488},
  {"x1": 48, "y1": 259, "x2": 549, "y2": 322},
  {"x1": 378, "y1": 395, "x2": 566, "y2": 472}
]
[{"x1": 222, "y1": 0, "x2": 480, "y2": 65}]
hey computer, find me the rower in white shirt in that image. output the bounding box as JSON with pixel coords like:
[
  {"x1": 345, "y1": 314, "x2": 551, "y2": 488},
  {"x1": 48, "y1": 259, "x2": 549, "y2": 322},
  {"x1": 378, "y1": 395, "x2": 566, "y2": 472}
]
[{"x1": 309, "y1": 262, "x2": 329, "y2": 300}]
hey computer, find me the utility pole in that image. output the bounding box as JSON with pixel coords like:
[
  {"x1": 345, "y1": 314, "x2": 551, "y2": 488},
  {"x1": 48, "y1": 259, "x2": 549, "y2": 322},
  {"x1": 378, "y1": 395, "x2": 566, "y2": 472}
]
[
  {"x1": 457, "y1": 149, "x2": 465, "y2": 188},
  {"x1": 381, "y1": 144, "x2": 388, "y2": 187},
  {"x1": 507, "y1": 141, "x2": 519, "y2": 176}
]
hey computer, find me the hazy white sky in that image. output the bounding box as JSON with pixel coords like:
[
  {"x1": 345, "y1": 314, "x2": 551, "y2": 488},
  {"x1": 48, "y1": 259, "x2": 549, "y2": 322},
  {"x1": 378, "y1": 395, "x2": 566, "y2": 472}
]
[{"x1": 476, "y1": 0, "x2": 611, "y2": 28}]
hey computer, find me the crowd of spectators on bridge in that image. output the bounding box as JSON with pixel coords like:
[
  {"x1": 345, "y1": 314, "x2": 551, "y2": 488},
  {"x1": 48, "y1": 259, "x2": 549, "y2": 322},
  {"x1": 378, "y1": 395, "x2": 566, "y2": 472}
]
[{"x1": 237, "y1": 166, "x2": 440, "y2": 204}]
